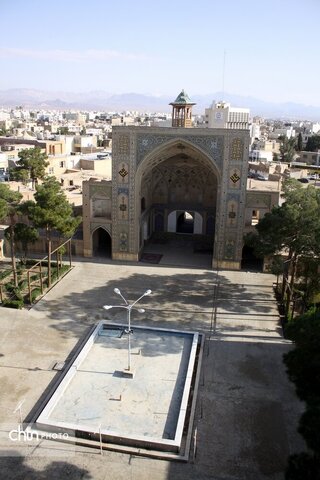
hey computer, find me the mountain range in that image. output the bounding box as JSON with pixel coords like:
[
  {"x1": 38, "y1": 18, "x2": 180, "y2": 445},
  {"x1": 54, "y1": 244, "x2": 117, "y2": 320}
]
[{"x1": 0, "y1": 89, "x2": 319, "y2": 120}]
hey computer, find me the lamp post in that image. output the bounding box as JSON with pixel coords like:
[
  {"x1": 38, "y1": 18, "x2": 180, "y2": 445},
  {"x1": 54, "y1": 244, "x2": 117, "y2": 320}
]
[{"x1": 103, "y1": 288, "x2": 152, "y2": 373}]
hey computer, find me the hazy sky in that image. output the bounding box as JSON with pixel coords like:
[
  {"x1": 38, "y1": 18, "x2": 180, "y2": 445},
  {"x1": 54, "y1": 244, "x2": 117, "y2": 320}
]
[{"x1": 1, "y1": 0, "x2": 319, "y2": 105}]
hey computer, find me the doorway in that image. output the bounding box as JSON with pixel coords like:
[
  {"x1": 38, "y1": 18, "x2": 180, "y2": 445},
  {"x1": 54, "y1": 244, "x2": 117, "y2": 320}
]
[{"x1": 92, "y1": 228, "x2": 111, "y2": 257}]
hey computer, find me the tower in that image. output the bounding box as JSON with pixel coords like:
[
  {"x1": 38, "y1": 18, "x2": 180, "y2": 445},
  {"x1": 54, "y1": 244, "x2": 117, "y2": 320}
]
[{"x1": 170, "y1": 89, "x2": 196, "y2": 128}]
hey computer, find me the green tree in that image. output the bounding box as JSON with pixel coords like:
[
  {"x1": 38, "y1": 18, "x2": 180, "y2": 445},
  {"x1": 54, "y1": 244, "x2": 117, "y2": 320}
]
[
  {"x1": 296, "y1": 256, "x2": 320, "y2": 306},
  {"x1": 12, "y1": 147, "x2": 49, "y2": 189},
  {"x1": 247, "y1": 180, "x2": 320, "y2": 316},
  {"x1": 279, "y1": 135, "x2": 297, "y2": 162},
  {"x1": 284, "y1": 308, "x2": 320, "y2": 479},
  {"x1": 14, "y1": 223, "x2": 39, "y2": 261},
  {"x1": 28, "y1": 177, "x2": 81, "y2": 287},
  {"x1": 305, "y1": 135, "x2": 320, "y2": 152},
  {"x1": 269, "y1": 255, "x2": 284, "y2": 288},
  {"x1": 297, "y1": 132, "x2": 303, "y2": 152},
  {"x1": 0, "y1": 184, "x2": 23, "y2": 286},
  {"x1": 57, "y1": 127, "x2": 69, "y2": 135}
]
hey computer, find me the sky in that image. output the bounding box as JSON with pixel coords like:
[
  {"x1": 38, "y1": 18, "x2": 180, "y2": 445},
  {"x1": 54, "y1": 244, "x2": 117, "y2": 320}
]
[{"x1": 1, "y1": 0, "x2": 320, "y2": 106}]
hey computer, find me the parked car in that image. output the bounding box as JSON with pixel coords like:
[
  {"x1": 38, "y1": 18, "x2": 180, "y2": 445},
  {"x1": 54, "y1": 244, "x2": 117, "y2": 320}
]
[{"x1": 256, "y1": 174, "x2": 267, "y2": 181}]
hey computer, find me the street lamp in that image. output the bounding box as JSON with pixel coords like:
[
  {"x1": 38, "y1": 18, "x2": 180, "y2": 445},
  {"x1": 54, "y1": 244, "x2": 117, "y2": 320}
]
[{"x1": 103, "y1": 288, "x2": 152, "y2": 374}]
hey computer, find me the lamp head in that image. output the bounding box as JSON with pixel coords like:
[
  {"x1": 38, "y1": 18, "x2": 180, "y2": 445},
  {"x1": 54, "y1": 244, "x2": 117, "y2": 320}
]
[
  {"x1": 114, "y1": 288, "x2": 121, "y2": 295},
  {"x1": 144, "y1": 289, "x2": 152, "y2": 296},
  {"x1": 138, "y1": 308, "x2": 145, "y2": 313},
  {"x1": 103, "y1": 305, "x2": 113, "y2": 310}
]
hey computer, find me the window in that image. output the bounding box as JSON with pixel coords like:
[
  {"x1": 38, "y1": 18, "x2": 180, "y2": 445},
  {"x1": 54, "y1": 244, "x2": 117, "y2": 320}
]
[
  {"x1": 48, "y1": 167, "x2": 54, "y2": 174},
  {"x1": 251, "y1": 209, "x2": 259, "y2": 226},
  {"x1": 60, "y1": 161, "x2": 65, "y2": 168}
]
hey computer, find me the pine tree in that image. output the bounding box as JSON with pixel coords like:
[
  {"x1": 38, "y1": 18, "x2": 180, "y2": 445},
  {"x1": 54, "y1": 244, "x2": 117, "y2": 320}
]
[
  {"x1": 12, "y1": 147, "x2": 49, "y2": 188},
  {"x1": 28, "y1": 177, "x2": 81, "y2": 286},
  {"x1": 0, "y1": 184, "x2": 23, "y2": 286}
]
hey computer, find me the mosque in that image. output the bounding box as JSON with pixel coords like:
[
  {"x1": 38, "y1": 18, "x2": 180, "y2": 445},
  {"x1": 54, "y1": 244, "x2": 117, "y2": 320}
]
[{"x1": 82, "y1": 91, "x2": 278, "y2": 270}]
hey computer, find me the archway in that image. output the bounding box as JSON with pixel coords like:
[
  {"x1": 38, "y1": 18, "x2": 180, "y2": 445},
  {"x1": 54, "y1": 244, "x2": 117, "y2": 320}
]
[
  {"x1": 241, "y1": 245, "x2": 263, "y2": 271},
  {"x1": 92, "y1": 227, "x2": 111, "y2": 257},
  {"x1": 136, "y1": 139, "x2": 219, "y2": 265},
  {"x1": 176, "y1": 211, "x2": 194, "y2": 234}
]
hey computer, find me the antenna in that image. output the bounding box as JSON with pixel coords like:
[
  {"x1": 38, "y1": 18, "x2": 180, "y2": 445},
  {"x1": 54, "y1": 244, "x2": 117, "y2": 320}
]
[{"x1": 222, "y1": 49, "x2": 226, "y2": 101}]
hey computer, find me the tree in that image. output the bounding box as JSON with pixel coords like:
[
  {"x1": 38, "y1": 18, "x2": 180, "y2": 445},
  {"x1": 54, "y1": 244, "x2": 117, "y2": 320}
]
[
  {"x1": 12, "y1": 147, "x2": 49, "y2": 189},
  {"x1": 297, "y1": 132, "x2": 303, "y2": 152},
  {"x1": 284, "y1": 308, "x2": 320, "y2": 479},
  {"x1": 57, "y1": 127, "x2": 69, "y2": 135},
  {"x1": 14, "y1": 223, "x2": 39, "y2": 262},
  {"x1": 27, "y1": 177, "x2": 81, "y2": 287},
  {"x1": 305, "y1": 135, "x2": 320, "y2": 152},
  {"x1": 248, "y1": 180, "x2": 320, "y2": 316},
  {"x1": 279, "y1": 135, "x2": 297, "y2": 162},
  {"x1": 269, "y1": 255, "x2": 284, "y2": 288},
  {"x1": 0, "y1": 184, "x2": 23, "y2": 286}
]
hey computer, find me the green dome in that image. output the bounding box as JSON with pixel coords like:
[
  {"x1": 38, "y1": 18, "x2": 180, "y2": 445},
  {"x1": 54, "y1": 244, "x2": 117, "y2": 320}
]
[{"x1": 170, "y1": 89, "x2": 195, "y2": 105}]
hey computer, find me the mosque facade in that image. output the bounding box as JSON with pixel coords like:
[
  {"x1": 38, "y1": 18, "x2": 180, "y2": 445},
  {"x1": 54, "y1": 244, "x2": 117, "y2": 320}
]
[{"x1": 83, "y1": 91, "x2": 255, "y2": 269}]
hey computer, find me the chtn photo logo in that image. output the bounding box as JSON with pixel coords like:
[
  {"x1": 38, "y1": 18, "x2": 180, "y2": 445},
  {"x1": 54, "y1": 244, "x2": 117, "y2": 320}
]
[{"x1": 9, "y1": 425, "x2": 69, "y2": 442}]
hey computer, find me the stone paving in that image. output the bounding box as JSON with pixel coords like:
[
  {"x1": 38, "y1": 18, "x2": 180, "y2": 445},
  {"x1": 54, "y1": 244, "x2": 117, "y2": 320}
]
[{"x1": 0, "y1": 258, "x2": 305, "y2": 479}]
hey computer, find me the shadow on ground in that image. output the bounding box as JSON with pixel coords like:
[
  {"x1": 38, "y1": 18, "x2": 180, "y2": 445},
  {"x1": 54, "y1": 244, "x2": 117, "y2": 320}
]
[
  {"x1": 31, "y1": 269, "x2": 279, "y2": 341},
  {"x1": 0, "y1": 454, "x2": 92, "y2": 480}
]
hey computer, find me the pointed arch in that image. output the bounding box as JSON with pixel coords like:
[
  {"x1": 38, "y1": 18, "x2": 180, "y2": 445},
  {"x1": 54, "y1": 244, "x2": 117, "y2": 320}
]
[{"x1": 91, "y1": 226, "x2": 112, "y2": 257}]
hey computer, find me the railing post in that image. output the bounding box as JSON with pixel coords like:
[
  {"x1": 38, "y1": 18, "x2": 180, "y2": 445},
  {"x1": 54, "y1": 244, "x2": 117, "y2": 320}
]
[
  {"x1": 56, "y1": 251, "x2": 59, "y2": 278},
  {"x1": 39, "y1": 262, "x2": 43, "y2": 294},
  {"x1": 69, "y1": 239, "x2": 72, "y2": 268},
  {"x1": 28, "y1": 270, "x2": 32, "y2": 304}
]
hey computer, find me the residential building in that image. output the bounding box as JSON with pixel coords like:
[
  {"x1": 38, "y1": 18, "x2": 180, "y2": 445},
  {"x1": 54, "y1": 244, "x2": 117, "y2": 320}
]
[{"x1": 204, "y1": 101, "x2": 250, "y2": 129}]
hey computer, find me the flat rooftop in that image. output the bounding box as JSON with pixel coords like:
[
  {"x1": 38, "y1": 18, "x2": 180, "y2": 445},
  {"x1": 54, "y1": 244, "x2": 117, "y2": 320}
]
[{"x1": 247, "y1": 178, "x2": 281, "y2": 191}]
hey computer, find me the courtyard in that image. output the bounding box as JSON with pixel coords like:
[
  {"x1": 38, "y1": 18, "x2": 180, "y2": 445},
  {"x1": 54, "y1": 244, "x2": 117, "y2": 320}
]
[{"x1": 0, "y1": 259, "x2": 304, "y2": 479}]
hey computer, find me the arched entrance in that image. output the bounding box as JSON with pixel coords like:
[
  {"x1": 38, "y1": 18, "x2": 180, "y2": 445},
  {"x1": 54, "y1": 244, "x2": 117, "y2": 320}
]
[
  {"x1": 241, "y1": 245, "x2": 263, "y2": 271},
  {"x1": 177, "y1": 211, "x2": 194, "y2": 234},
  {"x1": 92, "y1": 227, "x2": 111, "y2": 257},
  {"x1": 136, "y1": 140, "x2": 219, "y2": 266}
]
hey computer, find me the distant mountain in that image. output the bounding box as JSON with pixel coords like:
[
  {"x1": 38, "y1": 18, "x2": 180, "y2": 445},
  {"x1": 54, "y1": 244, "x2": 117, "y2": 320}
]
[{"x1": 0, "y1": 88, "x2": 319, "y2": 120}]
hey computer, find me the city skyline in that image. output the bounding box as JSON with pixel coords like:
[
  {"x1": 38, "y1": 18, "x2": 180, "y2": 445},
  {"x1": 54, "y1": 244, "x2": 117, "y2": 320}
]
[{"x1": 1, "y1": 0, "x2": 320, "y2": 106}]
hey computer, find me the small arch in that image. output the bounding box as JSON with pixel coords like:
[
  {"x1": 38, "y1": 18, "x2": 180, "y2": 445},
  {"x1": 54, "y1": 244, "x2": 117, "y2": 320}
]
[
  {"x1": 241, "y1": 245, "x2": 263, "y2": 271},
  {"x1": 154, "y1": 213, "x2": 164, "y2": 232},
  {"x1": 92, "y1": 227, "x2": 111, "y2": 257},
  {"x1": 206, "y1": 216, "x2": 215, "y2": 235},
  {"x1": 177, "y1": 211, "x2": 194, "y2": 234}
]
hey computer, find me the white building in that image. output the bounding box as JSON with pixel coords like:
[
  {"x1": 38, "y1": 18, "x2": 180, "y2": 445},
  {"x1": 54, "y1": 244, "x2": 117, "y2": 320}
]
[
  {"x1": 249, "y1": 150, "x2": 273, "y2": 162},
  {"x1": 311, "y1": 123, "x2": 320, "y2": 134},
  {"x1": 269, "y1": 127, "x2": 296, "y2": 139},
  {"x1": 0, "y1": 152, "x2": 9, "y2": 173},
  {"x1": 204, "y1": 101, "x2": 250, "y2": 129},
  {"x1": 250, "y1": 123, "x2": 261, "y2": 141}
]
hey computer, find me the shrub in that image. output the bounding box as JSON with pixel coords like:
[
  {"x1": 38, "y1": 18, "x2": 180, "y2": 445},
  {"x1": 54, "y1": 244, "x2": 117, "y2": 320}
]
[
  {"x1": 18, "y1": 279, "x2": 28, "y2": 290},
  {"x1": 30, "y1": 273, "x2": 40, "y2": 282},
  {"x1": 2, "y1": 299, "x2": 24, "y2": 309},
  {"x1": 31, "y1": 287, "x2": 42, "y2": 303},
  {"x1": 0, "y1": 270, "x2": 12, "y2": 281}
]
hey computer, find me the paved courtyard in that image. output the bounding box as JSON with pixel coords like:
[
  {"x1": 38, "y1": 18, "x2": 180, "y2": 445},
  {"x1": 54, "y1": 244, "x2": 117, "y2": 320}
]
[{"x1": 0, "y1": 258, "x2": 304, "y2": 479}]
